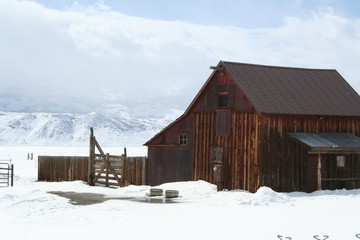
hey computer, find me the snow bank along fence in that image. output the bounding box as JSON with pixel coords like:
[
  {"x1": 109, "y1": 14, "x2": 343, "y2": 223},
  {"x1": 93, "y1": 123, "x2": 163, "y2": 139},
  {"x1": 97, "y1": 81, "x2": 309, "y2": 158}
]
[
  {"x1": 0, "y1": 159, "x2": 14, "y2": 187},
  {"x1": 37, "y1": 128, "x2": 146, "y2": 187},
  {"x1": 88, "y1": 128, "x2": 146, "y2": 187}
]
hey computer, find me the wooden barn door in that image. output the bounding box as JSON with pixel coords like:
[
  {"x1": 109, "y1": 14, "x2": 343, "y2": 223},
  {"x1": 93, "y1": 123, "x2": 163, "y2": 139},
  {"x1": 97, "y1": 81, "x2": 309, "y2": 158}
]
[
  {"x1": 176, "y1": 148, "x2": 192, "y2": 182},
  {"x1": 306, "y1": 154, "x2": 326, "y2": 192},
  {"x1": 147, "y1": 147, "x2": 163, "y2": 186},
  {"x1": 211, "y1": 147, "x2": 225, "y2": 190}
]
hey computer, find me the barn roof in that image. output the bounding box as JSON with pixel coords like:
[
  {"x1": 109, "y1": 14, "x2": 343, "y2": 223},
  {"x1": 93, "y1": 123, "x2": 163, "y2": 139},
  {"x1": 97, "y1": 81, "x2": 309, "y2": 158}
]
[{"x1": 221, "y1": 61, "x2": 360, "y2": 116}]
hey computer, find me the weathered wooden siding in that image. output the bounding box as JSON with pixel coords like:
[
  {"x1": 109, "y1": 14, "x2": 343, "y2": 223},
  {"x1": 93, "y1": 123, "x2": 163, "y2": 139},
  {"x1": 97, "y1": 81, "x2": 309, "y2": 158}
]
[
  {"x1": 146, "y1": 112, "x2": 195, "y2": 186},
  {"x1": 146, "y1": 70, "x2": 256, "y2": 188},
  {"x1": 147, "y1": 114, "x2": 194, "y2": 145},
  {"x1": 193, "y1": 112, "x2": 259, "y2": 192},
  {"x1": 39, "y1": 155, "x2": 147, "y2": 186},
  {"x1": 193, "y1": 112, "x2": 360, "y2": 192},
  {"x1": 190, "y1": 71, "x2": 258, "y2": 192},
  {"x1": 121, "y1": 157, "x2": 146, "y2": 186},
  {"x1": 321, "y1": 154, "x2": 360, "y2": 190},
  {"x1": 147, "y1": 147, "x2": 162, "y2": 186},
  {"x1": 191, "y1": 71, "x2": 254, "y2": 113},
  {"x1": 193, "y1": 112, "x2": 216, "y2": 183},
  {"x1": 258, "y1": 114, "x2": 360, "y2": 192},
  {"x1": 229, "y1": 112, "x2": 259, "y2": 192},
  {"x1": 147, "y1": 146, "x2": 193, "y2": 186},
  {"x1": 38, "y1": 156, "x2": 88, "y2": 182}
]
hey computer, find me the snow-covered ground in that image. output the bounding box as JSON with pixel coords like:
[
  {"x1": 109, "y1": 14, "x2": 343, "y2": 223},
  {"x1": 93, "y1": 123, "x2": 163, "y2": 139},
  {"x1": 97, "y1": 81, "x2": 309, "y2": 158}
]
[{"x1": 1, "y1": 146, "x2": 360, "y2": 240}]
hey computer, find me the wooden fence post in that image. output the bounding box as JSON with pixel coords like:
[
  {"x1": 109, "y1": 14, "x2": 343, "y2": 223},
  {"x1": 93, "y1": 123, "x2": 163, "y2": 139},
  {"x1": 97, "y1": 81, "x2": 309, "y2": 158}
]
[
  {"x1": 124, "y1": 147, "x2": 127, "y2": 157},
  {"x1": 142, "y1": 157, "x2": 146, "y2": 185},
  {"x1": 88, "y1": 127, "x2": 95, "y2": 186},
  {"x1": 317, "y1": 154, "x2": 322, "y2": 190},
  {"x1": 106, "y1": 153, "x2": 109, "y2": 187},
  {"x1": 10, "y1": 164, "x2": 14, "y2": 187},
  {"x1": 122, "y1": 158, "x2": 127, "y2": 186}
]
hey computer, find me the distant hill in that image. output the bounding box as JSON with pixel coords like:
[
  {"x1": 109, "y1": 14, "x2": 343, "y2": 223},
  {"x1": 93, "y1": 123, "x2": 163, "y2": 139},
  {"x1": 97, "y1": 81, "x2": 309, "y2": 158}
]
[{"x1": 0, "y1": 111, "x2": 173, "y2": 146}]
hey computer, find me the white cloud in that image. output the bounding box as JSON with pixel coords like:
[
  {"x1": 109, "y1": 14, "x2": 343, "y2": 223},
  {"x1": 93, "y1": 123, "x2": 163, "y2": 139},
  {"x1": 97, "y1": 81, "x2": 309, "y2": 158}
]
[{"x1": 0, "y1": 0, "x2": 359, "y2": 116}]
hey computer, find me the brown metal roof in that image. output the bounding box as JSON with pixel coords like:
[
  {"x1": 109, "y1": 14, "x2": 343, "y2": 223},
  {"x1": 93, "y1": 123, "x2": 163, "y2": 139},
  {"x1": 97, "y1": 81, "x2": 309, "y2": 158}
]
[{"x1": 221, "y1": 61, "x2": 360, "y2": 116}]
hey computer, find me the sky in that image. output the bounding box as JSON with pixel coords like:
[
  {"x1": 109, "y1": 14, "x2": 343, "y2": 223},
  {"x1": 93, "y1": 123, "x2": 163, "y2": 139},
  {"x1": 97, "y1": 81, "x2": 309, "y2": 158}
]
[{"x1": 1, "y1": 0, "x2": 360, "y2": 117}]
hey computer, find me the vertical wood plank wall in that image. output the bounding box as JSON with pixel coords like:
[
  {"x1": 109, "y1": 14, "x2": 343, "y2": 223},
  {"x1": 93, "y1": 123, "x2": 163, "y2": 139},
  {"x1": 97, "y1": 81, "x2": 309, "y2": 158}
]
[
  {"x1": 194, "y1": 112, "x2": 260, "y2": 192},
  {"x1": 193, "y1": 112, "x2": 215, "y2": 184},
  {"x1": 258, "y1": 114, "x2": 360, "y2": 192},
  {"x1": 193, "y1": 112, "x2": 360, "y2": 192},
  {"x1": 38, "y1": 155, "x2": 147, "y2": 186},
  {"x1": 38, "y1": 156, "x2": 88, "y2": 182}
]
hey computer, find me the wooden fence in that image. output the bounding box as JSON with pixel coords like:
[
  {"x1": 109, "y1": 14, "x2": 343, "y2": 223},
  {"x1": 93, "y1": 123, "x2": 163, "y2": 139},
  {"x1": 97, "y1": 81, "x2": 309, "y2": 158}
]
[
  {"x1": 38, "y1": 156, "x2": 88, "y2": 182},
  {"x1": 38, "y1": 155, "x2": 147, "y2": 186},
  {"x1": 37, "y1": 128, "x2": 147, "y2": 186}
]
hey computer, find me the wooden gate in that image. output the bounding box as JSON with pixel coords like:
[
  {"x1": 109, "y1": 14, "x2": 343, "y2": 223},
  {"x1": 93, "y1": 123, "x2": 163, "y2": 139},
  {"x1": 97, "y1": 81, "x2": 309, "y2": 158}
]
[{"x1": 88, "y1": 128, "x2": 146, "y2": 187}]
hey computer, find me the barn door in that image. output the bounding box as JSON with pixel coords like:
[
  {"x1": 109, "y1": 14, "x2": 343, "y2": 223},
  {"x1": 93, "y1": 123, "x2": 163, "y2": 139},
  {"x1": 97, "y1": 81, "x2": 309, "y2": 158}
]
[
  {"x1": 176, "y1": 148, "x2": 192, "y2": 181},
  {"x1": 211, "y1": 148, "x2": 225, "y2": 190},
  {"x1": 306, "y1": 154, "x2": 326, "y2": 192}
]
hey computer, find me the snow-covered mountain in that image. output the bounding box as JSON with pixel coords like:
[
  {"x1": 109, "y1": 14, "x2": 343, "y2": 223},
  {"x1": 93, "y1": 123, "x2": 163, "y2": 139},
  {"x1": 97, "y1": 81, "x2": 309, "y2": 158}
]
[{"x1": 0, "y1": 111, "x2": 174, "y2": 146}]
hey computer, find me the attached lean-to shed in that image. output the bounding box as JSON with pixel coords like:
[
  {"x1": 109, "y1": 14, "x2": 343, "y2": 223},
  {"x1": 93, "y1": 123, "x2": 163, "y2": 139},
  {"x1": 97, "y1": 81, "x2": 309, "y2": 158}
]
[{"x1": 145, "y1": 61, "x2": 360, "y2": 192}]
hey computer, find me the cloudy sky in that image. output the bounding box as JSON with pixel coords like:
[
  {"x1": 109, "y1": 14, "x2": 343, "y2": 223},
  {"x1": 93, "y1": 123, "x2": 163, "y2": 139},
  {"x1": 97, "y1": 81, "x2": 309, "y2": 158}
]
[{"x1": 1, "y1": 0, "x2": 360, "y2": 117}]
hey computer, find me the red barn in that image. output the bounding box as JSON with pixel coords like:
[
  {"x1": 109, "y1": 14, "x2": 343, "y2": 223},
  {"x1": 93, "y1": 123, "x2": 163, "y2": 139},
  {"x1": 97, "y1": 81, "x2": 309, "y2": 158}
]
[{"x1": 144, "y1": 61, "x2": 360, "y2": 192}]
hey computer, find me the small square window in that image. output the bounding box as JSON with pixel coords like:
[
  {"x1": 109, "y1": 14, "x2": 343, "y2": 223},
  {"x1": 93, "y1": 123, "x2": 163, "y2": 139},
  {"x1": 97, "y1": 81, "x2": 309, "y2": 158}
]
[
  {"x1": 336, "y1": 156, "x2": 346, "y2": 167},
  {"x1": 179, "y1": 133, "x2": 188, "y2": 146},
  {"x1": 218, "y1": 94, "x2": 228, "y2": 108}
]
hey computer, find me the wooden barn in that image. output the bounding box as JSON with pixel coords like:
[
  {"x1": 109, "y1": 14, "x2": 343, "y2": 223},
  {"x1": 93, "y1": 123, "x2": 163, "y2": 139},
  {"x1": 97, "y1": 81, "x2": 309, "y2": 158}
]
[{"x1": 144, "y1": 61, "x2": 360, "y2": 192}]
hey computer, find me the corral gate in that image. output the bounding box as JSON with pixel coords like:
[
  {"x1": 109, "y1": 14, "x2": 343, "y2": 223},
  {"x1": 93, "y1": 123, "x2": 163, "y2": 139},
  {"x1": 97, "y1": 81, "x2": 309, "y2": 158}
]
[
  {"x1": 88, "y1": 128, "x2": 146, "y2": 187},
  {"x1": 0, "y1": 160, "x2": 14, "y2": 187}
]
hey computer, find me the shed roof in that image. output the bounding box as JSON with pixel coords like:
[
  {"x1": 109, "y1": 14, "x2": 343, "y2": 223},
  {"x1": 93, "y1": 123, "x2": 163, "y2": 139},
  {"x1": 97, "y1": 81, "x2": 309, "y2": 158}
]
[
  {"x1": 222, "y1": 61, "x2": 360, "y2": 116},
  {"x1": 288, "y1": 133, "x2": 360, "y2": 154}
]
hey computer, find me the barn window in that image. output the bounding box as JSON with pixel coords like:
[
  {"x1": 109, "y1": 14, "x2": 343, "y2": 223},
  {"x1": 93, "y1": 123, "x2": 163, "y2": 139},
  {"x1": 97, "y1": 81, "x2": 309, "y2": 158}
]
[
  {"x1": 336, "y1": 156, "x2": 346, "y2": 167},
  {"x1": 212, "y1": 148, "x2": 222, "y2": 162},
  {"x1": 179, "y1": 133, "x2": 188, "y2": 146},
  {"x1": 218, "y1": 92, "x2": 229, "y2": 108}
]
